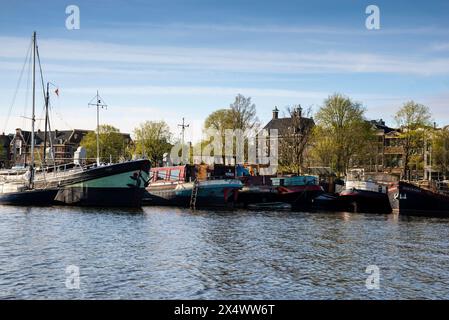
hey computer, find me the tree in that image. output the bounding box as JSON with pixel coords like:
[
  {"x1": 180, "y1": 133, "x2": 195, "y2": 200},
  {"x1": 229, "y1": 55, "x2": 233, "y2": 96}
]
[
  {"x1": 229, "y1": 94, "x2": 259, "y2": 131},
  {"x1": 394, "y1": 101, "x2": 432, "y2": 179},
  {"x1": 431, "y1": 127, "x2": 449, "y2": 179},
  {"x1": 313, "y1": 93, "x2": 375, "y2": 176},
  {"x1": 133, "y1": 121, "x2": 172, "y2": 167},
  {"x1": 204, "y1": 109, "x2": 233, "y2": 137},
  {"x1": 200, "y1": 94, "x2": 259, "y2": 164},
  {"x1": 80, "y1": 124, "x2": 129, "y2": 163},
  {"x1": 278, "y1": 106, "x2": 314, "y2": 174}
]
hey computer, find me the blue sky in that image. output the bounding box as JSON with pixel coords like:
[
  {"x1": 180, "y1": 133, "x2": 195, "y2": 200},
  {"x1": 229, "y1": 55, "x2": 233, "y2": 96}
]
[{"x1": 0, "y1": 0, "x2": 448, "y2": 141}]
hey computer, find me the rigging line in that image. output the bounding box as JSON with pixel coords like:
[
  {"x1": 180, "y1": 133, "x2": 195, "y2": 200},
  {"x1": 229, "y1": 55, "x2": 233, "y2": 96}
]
[
  {"x1": 23, "y1": 50, "x2": 32, "y2": 131},
  {"x1": 35, "y1": 44, "x2": 47, "y2": 103},
  {"x1": 50, "y1": 104, "x2": 74, "y2": 130},
  {"x1": 3, "y1": 37, "x2": 33, "y2": 133}
]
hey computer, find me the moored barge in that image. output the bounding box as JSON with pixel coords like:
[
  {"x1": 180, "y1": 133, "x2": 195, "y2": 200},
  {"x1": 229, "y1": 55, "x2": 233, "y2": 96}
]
[{"x1": 388, "y1": 180, "x2": 449, "y2": 217}]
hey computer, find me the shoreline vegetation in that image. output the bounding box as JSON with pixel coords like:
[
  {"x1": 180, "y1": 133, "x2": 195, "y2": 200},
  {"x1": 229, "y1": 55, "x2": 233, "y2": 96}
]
[
  {"x1": 85, "y1": 93, "x2": 444, "y2": 180},
  {"x1": 2, "y1": 93, "x2": 446, "y2": 181}
]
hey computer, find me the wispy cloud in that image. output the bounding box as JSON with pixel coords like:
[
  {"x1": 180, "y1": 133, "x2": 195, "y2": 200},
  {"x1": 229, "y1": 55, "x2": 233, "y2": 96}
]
[
  {"x1": 63, "y1": 85, "x2": 327, "y2": 99},
  {"x1": 431, "y1": 42, "x2": 449, "y2": 51},
  {"x1": 1, "y1": 36, "x2": 449, "y2": 76},
  {"x1": 103, "y1": 22, "x2": 449, "y2": 37}
]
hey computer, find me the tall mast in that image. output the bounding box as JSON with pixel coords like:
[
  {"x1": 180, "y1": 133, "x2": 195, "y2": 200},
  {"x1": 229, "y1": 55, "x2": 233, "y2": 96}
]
[
  {"x1": 178, "y1": 117, "x2": 189, "y2": 163},
  {"x1": 43, "y1": 82, "x2": 49, "y2": 165},
  {"x1": 31, "y1": 31, "x2": 36, "y2": 168},
  {"x1": 88, "y1": 91, "x2": 107, "y2": 165},
  {"x1": 97, "y1": 91, "x2": 100, "y2": 165}
]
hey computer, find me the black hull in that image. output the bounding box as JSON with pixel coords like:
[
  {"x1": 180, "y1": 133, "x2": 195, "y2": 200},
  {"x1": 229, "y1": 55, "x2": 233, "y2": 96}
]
[
  {"x1": 339, "y1": 189, "x2": 392, "y2": 213},
  {"x1": 143, "y1": 190, "x2": 236, "y2": 208},
  {"x1": 388, "y1": 181, "x2": 449, "y2": 217},
  {"x1": 283, "y1": 190, "x2": 325, "y2": 210},
  {"x1": 0, "y1": 188, "x2": 59, "y2": 206},
  {"x1": 55, "y1": 187, "x2": 145, "y2": 207},
  {"x1": 237, "y1": 186, "x2": 324, "y2": 210},
  {"x1": 0, "y1": 160, "x2": 150, "y2": 207},
  {"x1": 311, "y1": 193, "x2": 351, "y2": 212},
  {"x1": 52, "y1": 160, "x2": 150, "y2": 207}
]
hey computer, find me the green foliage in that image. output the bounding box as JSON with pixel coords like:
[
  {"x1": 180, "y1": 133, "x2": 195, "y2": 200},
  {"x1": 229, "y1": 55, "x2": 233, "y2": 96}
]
[
  {"x1": 229, "y1": 94, "x2": 259, "y2": 131},
  {"x1": 200, "y1": 94, "x2": 259, "y2": 164},
  {"x1": 312, "y1": 93, "x2": 375, "y2": 176},
  {"x1": 80, "y1": 124, "x2": 128, "y2": 163},
  {"x1": 394, "y1": 101, "x2": 432, "y2": 177},
  {"x1": 133, "y1": 120, "x2": 172, "y2": 167},
  {"x1": 431, "y1": 128, "x2": 449, "y2": 177}
]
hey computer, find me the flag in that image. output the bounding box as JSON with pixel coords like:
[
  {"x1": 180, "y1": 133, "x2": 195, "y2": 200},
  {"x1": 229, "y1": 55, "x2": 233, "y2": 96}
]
[{"x1": 54, "y1": 88, "x2": 59, "y2": 97}]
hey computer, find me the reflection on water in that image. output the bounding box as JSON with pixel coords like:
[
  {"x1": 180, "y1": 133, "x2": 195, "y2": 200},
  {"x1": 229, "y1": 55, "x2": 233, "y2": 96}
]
[{"x1": 0, "y1": 205, "x2": 448, "y2": 299}]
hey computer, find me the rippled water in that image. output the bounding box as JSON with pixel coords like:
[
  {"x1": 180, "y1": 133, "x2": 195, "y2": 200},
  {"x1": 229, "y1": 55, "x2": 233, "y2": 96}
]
[{"x1": 0, "y1": 205, "x2": 448, "y2": 299}]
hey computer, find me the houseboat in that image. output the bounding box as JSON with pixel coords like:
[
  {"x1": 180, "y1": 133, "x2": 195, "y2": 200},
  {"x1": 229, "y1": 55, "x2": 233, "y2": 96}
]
[
  {"x1": 0, "y1": 32, "x2": 151, "y2": 207},
  {"x1": 388, "y1": 180, "x2": 449, "y2": 217},
  {"x1": 143, "y1": 164, "x2": 243, "y2": 208},
  {"x1": 237, "y1": 173, "x2": 324, "y2": 210},
  {"x1": 338, "y1": 170, "x2": 392, "y2": 213}
]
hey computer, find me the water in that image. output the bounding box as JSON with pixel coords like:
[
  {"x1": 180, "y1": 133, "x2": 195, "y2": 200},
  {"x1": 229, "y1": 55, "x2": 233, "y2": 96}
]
[{"x1": 0, "y1": 206, "x2": 448, "y2": 300}]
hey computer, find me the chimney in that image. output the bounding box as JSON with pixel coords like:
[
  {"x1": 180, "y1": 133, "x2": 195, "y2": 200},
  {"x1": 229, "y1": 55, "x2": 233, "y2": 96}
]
[
  {"x1": 295, "y1": 105, "x2": 302, "y2": 118},
  {"x1": 272, "y1": 106, "x2": 279, "y2": 119}
]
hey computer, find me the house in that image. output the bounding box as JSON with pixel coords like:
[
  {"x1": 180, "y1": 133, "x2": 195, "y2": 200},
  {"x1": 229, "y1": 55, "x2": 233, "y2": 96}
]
[
  {"x1": 8, "y1": 128, "x2": 132, "y2": 167},
  {"x1": 0, "y1": 133, "x2": 12, "y2": 168},
  {"x1": 263, "y1": 106, "x2": 315, "y2": 173},
  {"x1": 367, "y1": 119, "x2": 404, "y2": 174},
  {"x1": 263, "y1": 106, "x2": 315, "y2": 138}
]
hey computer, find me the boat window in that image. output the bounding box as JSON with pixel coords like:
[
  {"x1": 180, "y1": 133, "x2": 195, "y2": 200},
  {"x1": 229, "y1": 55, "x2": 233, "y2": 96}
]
[
  {"x1": 157, "y1": 171, "x2": 167, "y2": 180},
  {"x1": 170, "y1": 169, "x2": 180, "y2": 180}
]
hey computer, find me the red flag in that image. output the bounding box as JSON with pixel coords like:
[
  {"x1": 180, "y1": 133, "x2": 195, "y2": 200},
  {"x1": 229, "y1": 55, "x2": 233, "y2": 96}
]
[{"x1": 54, "y1": 88, "x2": 59, "y2": 97}]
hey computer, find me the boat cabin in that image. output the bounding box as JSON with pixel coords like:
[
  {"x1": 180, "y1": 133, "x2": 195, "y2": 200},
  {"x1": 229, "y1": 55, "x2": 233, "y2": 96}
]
[{"x1": 149, "y1": 164, "x2": 237, "y2": 183}]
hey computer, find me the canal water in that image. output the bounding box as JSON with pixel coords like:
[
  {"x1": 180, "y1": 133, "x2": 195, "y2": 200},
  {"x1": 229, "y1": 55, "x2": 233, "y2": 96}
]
[{"x1": 0, "y1": 206, "x2": 448, "y2": 299}]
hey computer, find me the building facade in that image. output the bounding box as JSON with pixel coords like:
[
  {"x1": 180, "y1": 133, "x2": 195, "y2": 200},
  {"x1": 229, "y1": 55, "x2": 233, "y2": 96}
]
[{"x1": 7, "y1": 128, "x2": 132, "y2": 167}]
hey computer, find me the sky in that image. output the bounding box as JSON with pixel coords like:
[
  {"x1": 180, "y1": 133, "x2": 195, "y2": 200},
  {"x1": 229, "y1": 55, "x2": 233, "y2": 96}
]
[{"x1": 0, "y1": 0, "x2": 448, "y2": 142}]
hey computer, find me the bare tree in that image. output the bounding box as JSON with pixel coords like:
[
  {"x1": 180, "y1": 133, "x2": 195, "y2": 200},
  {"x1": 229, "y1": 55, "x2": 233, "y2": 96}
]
[{"x1": 278, "y1": 105, "x2": 314, "y2": 175}]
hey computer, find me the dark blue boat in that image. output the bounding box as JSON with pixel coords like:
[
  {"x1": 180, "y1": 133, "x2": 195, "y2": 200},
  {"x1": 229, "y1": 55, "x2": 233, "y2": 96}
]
[{"x1": 388, "y1": 181, "x2": 449, "y2": 217}]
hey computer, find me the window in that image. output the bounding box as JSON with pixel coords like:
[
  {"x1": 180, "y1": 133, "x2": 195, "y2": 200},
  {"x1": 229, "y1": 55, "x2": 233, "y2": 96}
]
[
  {"x1": 157, "y1": 171, "x2": 167, "y2": 180},
  {"x1": 170, "y1": 169, "x2": 180, "y2": 181}
]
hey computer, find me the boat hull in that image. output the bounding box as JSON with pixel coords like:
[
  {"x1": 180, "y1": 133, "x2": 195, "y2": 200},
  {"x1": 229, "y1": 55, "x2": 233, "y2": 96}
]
[
  {"x1": 54, "y1": 160, "x2": 150, "y2": 207},
  {"x1": 144, "y1": 179, "x2": 242, "y2": 208},
  {"x1": 339, "y1": 189, "x2": 392, "y2": 213},
  {"x1": 0, "y1": 188, "x2": 59, "y2": 206},
  {"x1": 388, "y1": 181, "x2": 449, "y2": 217},
  {"x1": 277, "y1": 185, "x2": 324, "y2": 210}
]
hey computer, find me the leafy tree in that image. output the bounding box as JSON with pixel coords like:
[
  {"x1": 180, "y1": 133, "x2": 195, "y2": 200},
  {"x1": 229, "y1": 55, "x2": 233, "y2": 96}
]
[
  {"x1": 313, "y1": 93, "x2": 375, "y2": 176},
  {"x1": 431, "y1": 127, "x2": 449, "y2": 179},
  {"x1": 394, "y1": 101, "x2": 432, "y2": 179},
  {"x1": 133, "y1": 120, "x2": 172, "y2": 167},
  {"x1": 204, "y1": 109, "x2": 233, "y2": 137},
  {"x1": 80, "y1": 124, "x2": 129, "y2": 163},
  {"x1": 200, "y1": 94, "x2": 259, "y2": 164},
  {"x1": 229, "y1": 94, "x2": 259, "y2": 131}
]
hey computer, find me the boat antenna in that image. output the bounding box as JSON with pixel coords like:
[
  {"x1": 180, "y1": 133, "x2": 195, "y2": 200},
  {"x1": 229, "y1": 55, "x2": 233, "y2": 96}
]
[
  {"x1": 88, "y1": 91, "x2": 107, "y2": 165},
  {"x1": 178, "y1": 117, "x2": 189, "y2": 163}
]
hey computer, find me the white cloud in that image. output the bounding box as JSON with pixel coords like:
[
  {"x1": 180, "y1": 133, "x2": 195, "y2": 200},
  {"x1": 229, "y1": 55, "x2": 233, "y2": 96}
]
[{"x1": 1, "y1": 36, "x2": 449, "y2": 76}]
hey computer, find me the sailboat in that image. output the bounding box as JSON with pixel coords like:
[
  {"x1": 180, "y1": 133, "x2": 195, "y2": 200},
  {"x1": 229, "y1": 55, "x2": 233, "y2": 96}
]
[
  {"x1": 0, "y1": 32, "x2": 60, "y2": 205},
  {"x1": 0, "y1": 32, "x2": 151, "y2": 207}
]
